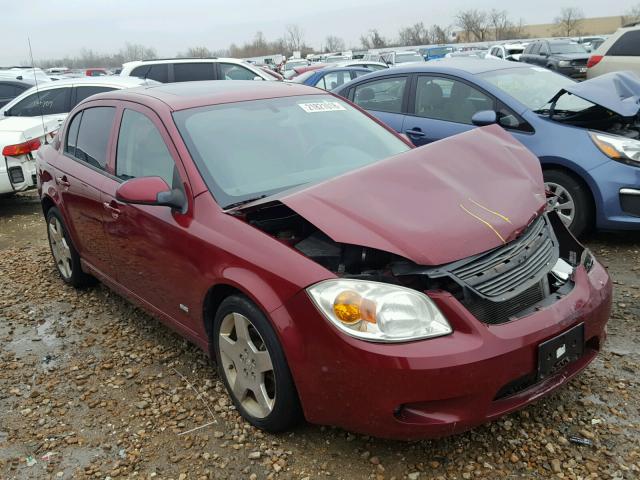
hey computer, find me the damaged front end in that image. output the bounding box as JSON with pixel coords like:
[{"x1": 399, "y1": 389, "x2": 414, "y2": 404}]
[{"x1": 239, "y1": 200, "x2": 590, "y2": 327}]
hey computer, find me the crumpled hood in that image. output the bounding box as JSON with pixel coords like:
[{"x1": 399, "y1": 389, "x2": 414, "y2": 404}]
[
  {"x1": 279, "y1": 125, "x2": 546, "y2": 266},
  {"x1": 560, "y1": 71, "x2": 640, "y2": 117}
]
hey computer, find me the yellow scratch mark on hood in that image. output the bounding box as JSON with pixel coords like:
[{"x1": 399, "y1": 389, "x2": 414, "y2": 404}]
[
  {"x1": 459, "y1": 204, "x2": 506, "y2": 245},
  {"x1": 468, "y1": 198, "x2": 512, "y2": 224}
]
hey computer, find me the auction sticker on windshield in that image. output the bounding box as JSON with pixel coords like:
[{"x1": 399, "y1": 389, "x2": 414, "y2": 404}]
[{"x1": 298, "y1": 101, "x2": 346, "y2": 113}]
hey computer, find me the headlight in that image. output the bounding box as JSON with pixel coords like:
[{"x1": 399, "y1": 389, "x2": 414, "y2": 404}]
[
  {"x1": 590, "y1": 131, "x2": 640, "y2": 166},
  {"x1": 558, "y1": 60, "x2": 571, "y2": 67},
  {"x1": 307, "y1": 279, "x2": 452, "y2": 342}
]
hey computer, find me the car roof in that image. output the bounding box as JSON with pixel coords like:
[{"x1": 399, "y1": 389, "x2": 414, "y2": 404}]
[
  {"x1": 91, "y1": 80, "x2": 326, "y2": 111},
  {"x1": 24, "y1": 76, "x2": 152, "y2": 89},
  {"x1": 382, "y1": 58, "x2": 530, "y2": 75},
  {"x1": 317, "y1": 66, "x2": 373, "y2": 73}
]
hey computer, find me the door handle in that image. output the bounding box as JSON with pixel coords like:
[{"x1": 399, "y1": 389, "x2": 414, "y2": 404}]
[
  {"x1": 55, "y1": 176, "x2": 70, "y2": 187},
  {"x1": 405, "y1": 128, "x2": 426, "y2": 138},
  {"x1": 103, "y1": 201, "x2": 121, "y2": 217}
]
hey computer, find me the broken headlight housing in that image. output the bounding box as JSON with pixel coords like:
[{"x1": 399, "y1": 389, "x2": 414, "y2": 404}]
[
  {"x1": 589, "y1": 131, "x2": 640, "y2": 167},
  {"x1": 307, "y1": 279, "x2": 452, "y2": 343}
]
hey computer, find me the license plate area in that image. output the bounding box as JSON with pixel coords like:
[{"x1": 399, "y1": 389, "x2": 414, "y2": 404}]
[{"x1": 537, "y1": 323, "x2": 584, "y2": 380}]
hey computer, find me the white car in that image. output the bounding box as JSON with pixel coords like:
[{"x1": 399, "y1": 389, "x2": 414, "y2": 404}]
[
  {"x1": 0, "y1": 77, "x2": 152, "y2": 196},
  {"x1": 486, "y1": 43, "x2": 528, "y2": 62},
  {"x1": 120, "y1": 57, "x2": 276, "y2": 82},
  {"x1": 0, "y1": 67, "x2": 51, "y2": 85}
]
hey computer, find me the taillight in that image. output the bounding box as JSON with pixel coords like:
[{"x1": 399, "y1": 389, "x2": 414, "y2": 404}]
[
  {"x1": 2, "y1": 138, "x2": 41, "y2": 156},
  {"x1": 587, "y1": 55, "x2": 603, "y2": 68}
]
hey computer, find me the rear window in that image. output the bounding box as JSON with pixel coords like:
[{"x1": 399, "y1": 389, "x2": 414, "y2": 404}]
[
  {"x1": 607, "y1": 31, "x2": 640, "y2": 56},
  {"x1": 74, "y1": 86, "x2": 116, "y2": 105},
  {"x1": 174, "y1": 63, "x2": 215, "y2": 82},
  {"x1": 131, "y1": 64, "x2": 168, "y2": 83}
]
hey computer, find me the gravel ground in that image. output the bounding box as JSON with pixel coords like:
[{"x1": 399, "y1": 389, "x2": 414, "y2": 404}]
[{"x1": 1, "y1": 192, "x2": 639, "y2": 480}]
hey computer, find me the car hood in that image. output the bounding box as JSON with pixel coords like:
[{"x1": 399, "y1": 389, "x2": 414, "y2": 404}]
[
  {"x1": 559, "y1": 71, "x2": 640, "y2": 117},
  {"x1": 273, "y1": 126, "x2": 545, "y2": 266}
]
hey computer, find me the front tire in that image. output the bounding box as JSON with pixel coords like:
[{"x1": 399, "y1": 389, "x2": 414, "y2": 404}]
[
  {"x1": 213, "y1": 295, "x2": 302, "y2": 432},
  {"x1": 46, "y1": 207, "x2": 95, "y2": 288},
  {"x1": 543, "y1": 169, "x2": 592, "y2": 237}
]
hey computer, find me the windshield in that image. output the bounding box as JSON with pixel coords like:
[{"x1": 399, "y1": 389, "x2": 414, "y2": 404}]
[
  {"x1": 479, "y1": 67, "x2": 594, "y2": 112},
  {"x1": 550, "y1": 43, "x2": 587, "y2": 54},
  {"x1": 173, "y1": 95, "x2": 410, "y2": 208},
  {"x1": 506, "y1": 48, "x2": 524, "y2": 55},
  {"x1": 396, "y1": 52, "x2": 424, "y2": 63}
]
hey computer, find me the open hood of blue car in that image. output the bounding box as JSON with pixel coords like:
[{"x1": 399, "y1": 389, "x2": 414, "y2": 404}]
[{"x1": 561, "y1": 71, "x2": 640, "y2": 118}]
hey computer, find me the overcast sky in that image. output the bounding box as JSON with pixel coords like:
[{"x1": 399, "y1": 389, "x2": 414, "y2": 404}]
[{"x1": 4, "y1": 0, "x2": 638, "y2": 63}]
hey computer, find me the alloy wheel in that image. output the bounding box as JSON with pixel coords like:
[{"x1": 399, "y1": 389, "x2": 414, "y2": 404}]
[
  {"x1": 218, "y1": 312, "x2": 276, "y2": 418},
  {"x1": 545, "y1": 181, "x2": 575, "y2": 227},
  {"x1": 48, "y1": 216, "x2": 73, "y2": 279}
]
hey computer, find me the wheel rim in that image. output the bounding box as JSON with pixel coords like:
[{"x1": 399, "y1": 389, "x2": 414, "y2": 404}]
[
  {"x1": 48, "y1": 216, "x2": 72, "y2": 279},
  {"x1": 545, "y1": 181, "x2": 575, "y2": 227},
  {"x1": 218, "y1": 312, "x2": 276, "y2": 418}
]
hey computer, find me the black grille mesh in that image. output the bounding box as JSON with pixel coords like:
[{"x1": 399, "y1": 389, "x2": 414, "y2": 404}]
[
  {"x1": 464, "y1": 281, "x2": 546, "y2": 325},
  {"x1": 450, "y1": 216, "x2": 557, "y2": 300}
]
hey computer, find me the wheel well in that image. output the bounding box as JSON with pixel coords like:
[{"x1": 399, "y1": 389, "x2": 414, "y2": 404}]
[
  {"x1": 203, "y1": 284, "x2": 244, "y2": 341},
  {"x1": 41, "y1": 195, "x2": 56, "y2": 216},
  {"x1": 542, "y1": 164, "x2": 596, "y2": 222}
]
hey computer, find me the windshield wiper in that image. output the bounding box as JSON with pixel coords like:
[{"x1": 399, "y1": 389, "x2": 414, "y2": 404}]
[{"x1": 224, "y1": 195, "x2": 268, "y2": 210}]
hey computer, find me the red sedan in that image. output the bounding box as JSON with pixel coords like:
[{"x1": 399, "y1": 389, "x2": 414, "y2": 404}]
[{"x1": 36, "y1": 81, "x2": 611, "y2": 439}]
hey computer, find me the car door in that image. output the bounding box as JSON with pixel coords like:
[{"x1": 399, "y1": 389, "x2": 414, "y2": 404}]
[
  {"x1": 101, "y1": 103, "x2": 197, "y2": 326},
  {"x1": 53, "y1": 105, "x2": 117, "y2": 276},
  {"x1": 402, "y1": 74, "x2": 495, "y2": 146},
  {"x1": 349, "y1": 75, "x2": 408, "y2": 132}
]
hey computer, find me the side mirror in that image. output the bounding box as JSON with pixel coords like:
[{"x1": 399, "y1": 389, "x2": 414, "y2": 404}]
[
  {"x1": 471, "y1": 110, "x2": 498, "y2": 127},
  {"x1": 115, "y1": 176, "x2": 186, "y2": 212}
]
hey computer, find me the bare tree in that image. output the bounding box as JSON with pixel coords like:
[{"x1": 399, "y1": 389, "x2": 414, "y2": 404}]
[
  {"x1": 622, "y1": 4, "x2": 640, "y2": 25},
  {"x1": 554, "y1": 7, "x2": 584, "y2": 37},
  {"x1": 324, "y1": 35, "x2": 345, "y2": 53},
  {"x1": 179, "y1": 46, "x2": 212, "y2": 58},
  {"x1": 360, "y1": 29, "x2": 388, "y2": 49},
  {"x1": 120, "y1": 43, "x2": 157, "y2": 62},
  {"x1": 285, "y1": 24, "x2": 305, "y2": 53},
  {"x1": 429, "y1": 25, "x2": 451, "y2": 44},
  {"x1": 489, "y1": 9, "x2": 513, "y2": 40},
  {"x1": 455, "y1": 10, "x2": 491, "y2": 42},
  {"x1": 398, "y1": 22, "x2": 430, "y2": 45}
]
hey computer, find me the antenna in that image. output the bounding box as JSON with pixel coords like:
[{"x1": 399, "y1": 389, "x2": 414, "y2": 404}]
[{"x1": 28, "y1": 37, "x2": 48, "y2": 144}]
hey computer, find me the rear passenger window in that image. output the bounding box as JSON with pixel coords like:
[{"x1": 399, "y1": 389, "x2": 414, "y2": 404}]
[
  {"x1": 174, "y1": 63, "x2": 215, "y2": 82},
  {"x1": 8, "y1": 88, "x2": 70, "y2": 117},
  {"x1": 352, "y1": 77, "x2": 406, "y2": 113},
  {"x1": 0, "y1": 84, "x2": 17, "y2": 97},
  {"x1": 316, "y1": 71, "x2": 350, "y2": 90},
  {"x1": 74, "y1": 86, "x2": 115, "y2": 105},
  {"x1": 219, "y1": 63, "x2": 257, "y2": 80},
  {"x1": 73, "y1": 107, "x2": 115, "y2": 170},
  {"x1": 116, "y1": 110, "x2": 177, "y2": 187},
  {"x1": 608, "y1": 31, "x2": 640, "y2": 56},
  {"x1": 131, "y1": 64, "x2": 168, "y2": 83}
]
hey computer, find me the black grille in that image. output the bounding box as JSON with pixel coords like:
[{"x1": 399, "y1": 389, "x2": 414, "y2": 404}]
[
  {"x1": 571, "y1": 59, "x2": 587, "y2": 66},
  {"x1": 450, "y1": 216, "x2": 558, "y2": 300},
  {"x1": 464, "y1": 281, "x2": 546, "y2": 325}
]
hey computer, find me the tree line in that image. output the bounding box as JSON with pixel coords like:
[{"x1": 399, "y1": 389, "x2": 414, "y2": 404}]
[{"x1": 32, "y1": 5, "x2": 640, "y2": 69}]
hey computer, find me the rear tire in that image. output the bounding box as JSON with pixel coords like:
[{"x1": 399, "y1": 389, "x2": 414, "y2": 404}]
[
  {"x1": 213, "y1": 295, "x2": 302, "y2": 432},
  {"x1": 543, "y1": 169, "x2": 592, "y2": 237},
  {"x1": 45, "y1": 207, "x2": 95, "y2": 288}
]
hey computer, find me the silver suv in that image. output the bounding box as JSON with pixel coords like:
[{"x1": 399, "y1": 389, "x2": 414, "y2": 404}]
[{"x1": 587, "y1": 22, "x2": 640, "y2": 78}]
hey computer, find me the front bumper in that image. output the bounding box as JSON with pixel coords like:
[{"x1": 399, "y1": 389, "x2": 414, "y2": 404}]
[
  {"x1": 272, "y1": 262, "x2": 611, "y2": 440},
  {"x1": 588, "y1": 158, "x2": 640, "y2": 230},
  {"x1": 0, "y1": 155, "x2": 37, "y2": 194}
]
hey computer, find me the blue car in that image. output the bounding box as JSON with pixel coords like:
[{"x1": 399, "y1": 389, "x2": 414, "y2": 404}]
[
  {"x1": 291, "y1": 66, "x2": 373, "y2": 90},
  {"x1": 333, "y1": 58, "x2": 640, "y2": 236}
]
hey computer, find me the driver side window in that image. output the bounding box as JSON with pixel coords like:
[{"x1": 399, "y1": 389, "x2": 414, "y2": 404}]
[{"x1": 116, "y1": 109, "x2": 178, "y2": 188}]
